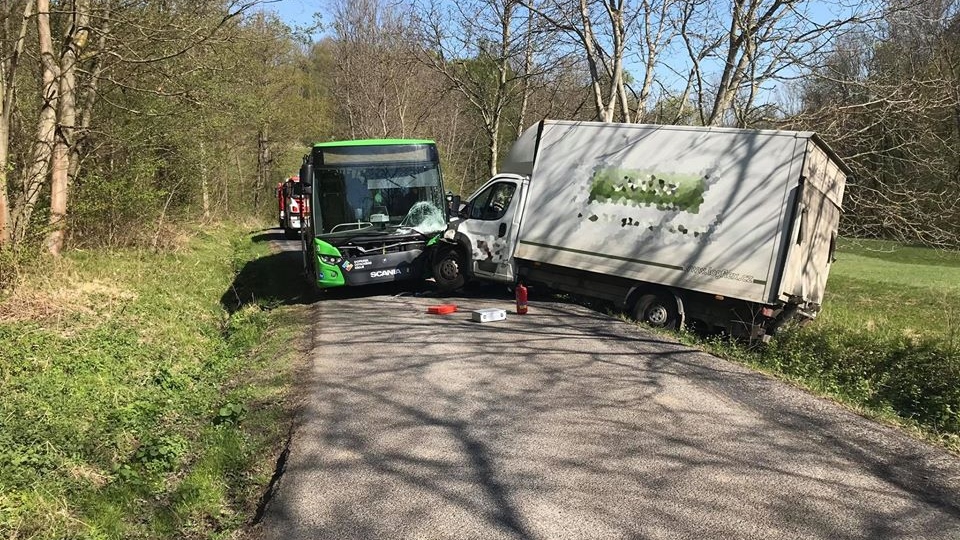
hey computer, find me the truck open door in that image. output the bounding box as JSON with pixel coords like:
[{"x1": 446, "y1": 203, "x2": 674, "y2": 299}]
[
  {"x1": 778, "y1": 139, "x2": 847, "y2": 317},
  {"x1": 457, "y1": 176, "x2": 525, "y2": 283}
]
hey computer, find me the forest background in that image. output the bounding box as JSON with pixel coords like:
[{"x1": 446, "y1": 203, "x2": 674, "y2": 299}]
[{"x1": 0, "y1": 0, "x2": 958, "y2": 279}]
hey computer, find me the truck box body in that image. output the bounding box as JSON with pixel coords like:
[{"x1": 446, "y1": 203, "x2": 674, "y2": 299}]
[
  {"x1": 508, "y1": 121, "x2": 846, "y2": 309},
  {"x1": 435, "y1": 120, "x2": 849, "y2": 335}
]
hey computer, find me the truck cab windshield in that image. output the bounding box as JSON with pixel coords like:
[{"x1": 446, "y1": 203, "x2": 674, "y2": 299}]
[{"x1": 316, "y1": 164, "x2": 445, "y2": 235}]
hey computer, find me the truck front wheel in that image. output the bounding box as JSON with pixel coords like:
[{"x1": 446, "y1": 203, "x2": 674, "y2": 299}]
[
  {"x1": 632, "y1": 293, "x2": 679, "y2": 330},
  {"x1": 433, "y1": 247, "x2": 465, "y2": 291}
]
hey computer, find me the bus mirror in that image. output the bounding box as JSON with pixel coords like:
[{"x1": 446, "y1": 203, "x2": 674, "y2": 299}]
[
  {"x1": 299, "y1": 161, "x2": 313, "y2": 193},
  {"x1": 301, "y1": 182, "x2": 312, "y2": 196}
]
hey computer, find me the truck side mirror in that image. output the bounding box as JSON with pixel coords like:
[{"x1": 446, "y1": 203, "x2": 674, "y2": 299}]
[{"x1": 446, "y1": 194, "x2": 461, "y2": 219}]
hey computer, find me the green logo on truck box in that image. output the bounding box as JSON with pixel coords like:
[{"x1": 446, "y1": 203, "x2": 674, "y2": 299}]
[{"x1": 588, "y1": 167, "x2": 708, "y2": 213}]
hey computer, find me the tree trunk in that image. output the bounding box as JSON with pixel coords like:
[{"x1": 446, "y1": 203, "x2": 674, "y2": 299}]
[
  {"x1": 488, "y1": 121, "x2": 500, "y2": 177},
  {"x1": 235, "y1": 152, "x2": 243, "y2": 213},
  {"x1": 605, "y1": 2, "x2": 630, "y2": 123},
  {"x1": 0, "y1": 0, "x2": 33, "y2": 246},
  {"x1": 488, "y1": 0, "x2": 516, "y2": 177},
  {"x1": 68, "y1": 16, "x2": 108, "y2": 186},
  {"x1": 255, "y1": 126, "x2": 270, "y2": 211},
  {"x1": 705, "y1": 0, "x2": 787, "y2": 126},
  {"x1": 47, "y1": 0, "x2": 90, "y2": 256},
  {"x1": 633, "y1": 0, "x2": 671, "y2": 124},
  {"x1": 579, "y1": 0, "x2": 610, "y2": 121},
  {"x1": 15, "y1": 0, "x2": 59, "y2": 242},
  {"x1": 200, "y1": 139, "x2": 210, "y2": 220},
  {"x1": 516, "y1": 10, "x2": 535, "y2": 135}
]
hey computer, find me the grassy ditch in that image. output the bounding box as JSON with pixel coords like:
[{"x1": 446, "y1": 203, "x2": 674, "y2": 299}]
[
  {"x1": 695, "y1": 238, "x2": 960, "y2": 450},
  {"x1": 0, "y1": 224, "x2": 311, "y2": 539}
]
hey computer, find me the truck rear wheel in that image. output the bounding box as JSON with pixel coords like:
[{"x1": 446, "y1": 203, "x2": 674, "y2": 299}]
[
  {"x1": 632, "y1": 293, "x2": 679, "y2": 330},
  {"x1": 433, "y1": 247, "x2": 465, "y2": 291}
]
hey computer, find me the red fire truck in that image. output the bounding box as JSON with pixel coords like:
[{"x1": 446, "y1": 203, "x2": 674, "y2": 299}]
[{"x1": 277, "y1": 175, "x2": 309, "y2": 239}]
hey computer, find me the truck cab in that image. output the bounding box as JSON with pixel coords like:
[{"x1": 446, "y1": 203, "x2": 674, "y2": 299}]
[{"x1": 434, "y1": 174, "x2": 528, "y2": 288}]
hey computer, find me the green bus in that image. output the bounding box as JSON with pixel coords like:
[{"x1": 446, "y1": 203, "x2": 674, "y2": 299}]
[{"x1": 299, "y1": 139, "x2": 451, "y2": 289}]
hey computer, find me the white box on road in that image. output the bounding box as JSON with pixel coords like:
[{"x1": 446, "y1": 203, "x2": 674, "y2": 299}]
[{"x1": 472, "y1": 308, "x2": 507, "y2": 323}]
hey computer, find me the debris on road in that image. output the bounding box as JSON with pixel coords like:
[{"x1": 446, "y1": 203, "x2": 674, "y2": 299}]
[
  {"x1": 427, "y1": 304, "x2": 458, "y2": 315},
  {"x1": 471, "y1": 308, "x2": 506, "y2": 322}
]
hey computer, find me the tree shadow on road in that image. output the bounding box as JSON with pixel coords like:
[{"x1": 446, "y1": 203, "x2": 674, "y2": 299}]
[
  {"x1": 264, "y1": 294, "x2": 960, "y2": 539},
  {"x1": 221, "y1": 244, "x2": 452, "y2": 314},
  {"x1": 249, "y1": 227, "x2": 290, "y2": 243},
  {"x1": 221, "y1": 249, "x2": 314, "y2": 314}
]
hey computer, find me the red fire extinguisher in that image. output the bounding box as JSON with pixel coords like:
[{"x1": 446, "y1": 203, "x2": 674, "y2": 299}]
[{"x1": 515, "y1": 283, "x2": 528, "y2": 315}]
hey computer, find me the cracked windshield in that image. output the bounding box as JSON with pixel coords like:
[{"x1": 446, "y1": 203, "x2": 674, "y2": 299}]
[{"x1": 317, "y1": 164, "x2": 446, "y2": 235}]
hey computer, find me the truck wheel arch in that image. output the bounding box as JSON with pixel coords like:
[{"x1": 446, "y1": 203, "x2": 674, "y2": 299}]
[
  {"x1": 626, "y1": 285, "x2": 685, "y2": 331},
  {"x1": 432, "y1": 235, "x2": 473, "y2": 291},
  {"x1": 446, "y1": 233, "x2": 475, "y2": 270}
]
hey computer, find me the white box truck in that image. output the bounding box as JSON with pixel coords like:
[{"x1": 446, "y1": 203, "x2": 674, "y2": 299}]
[{"x1": 431, "y1": 120, "x2": 850, "y2": 338}]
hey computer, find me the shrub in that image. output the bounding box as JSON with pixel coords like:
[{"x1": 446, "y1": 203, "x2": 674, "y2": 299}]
[{"x1": 756, "y1": 324, "x2": 960, "y2": 436}]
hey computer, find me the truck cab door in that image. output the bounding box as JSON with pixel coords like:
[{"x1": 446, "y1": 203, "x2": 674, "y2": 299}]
[{"x1": 460, "y1": 177, "x2": 524, "y2": 283}]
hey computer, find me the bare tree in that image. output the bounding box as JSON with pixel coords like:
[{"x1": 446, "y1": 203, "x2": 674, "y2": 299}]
[
  {"x1": 327, "y1": 0, "x2": 440, "y2": 139},
  {"x1": 787, "y1": 1, "x2": 960, "y2": 248},
  {"x1": 47, "y1": 0, "x2": 91, "y2": 255},
  {"x1": 673, "y1": 0, "x2": 871, "y2": 126},
  {"x1": 524, "y1": 0, "x2": 638, "y2": 122},
  {"x1": 0, "y1": 0, "x2": 32, "y2": 245},
  {"x1": 418, "y1": 0, "x2": 555, "y2": 175},
  {"x1": 14, "y1": 0, "x2": 60, "y2": 241},
  {"x1": 630, "y1": 0, "x2": 681, "y2": 122}
]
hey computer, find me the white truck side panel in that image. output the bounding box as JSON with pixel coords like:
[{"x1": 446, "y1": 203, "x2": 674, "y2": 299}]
[{"x1": 513, "y1": 121, "x2": 818, "y2": 305}]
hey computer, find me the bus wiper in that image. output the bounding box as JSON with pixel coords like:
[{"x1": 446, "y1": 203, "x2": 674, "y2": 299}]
[{"x1": 330, "y1": 226, "x2": 411, "y2": 244}]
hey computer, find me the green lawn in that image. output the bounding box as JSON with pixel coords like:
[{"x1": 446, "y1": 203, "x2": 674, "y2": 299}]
[
  {"x1": 821, "y1": 239, "x2": 960, "y2": 339},
  {"x1": 0, "y1": 223, "x2": 309, "y2": 539}
]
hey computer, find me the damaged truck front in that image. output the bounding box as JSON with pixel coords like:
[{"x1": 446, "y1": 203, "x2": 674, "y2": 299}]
[
  {"x1": 432, "y1": 120, "x2": 850, "y2": 340},
  {"x1": 299, "y1": 139, "x2": 450, "y2": 290}
]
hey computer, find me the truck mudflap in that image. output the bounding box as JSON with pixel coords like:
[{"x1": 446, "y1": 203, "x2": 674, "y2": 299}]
[
  {"x1": 337, "y1": 251, "x2": 427, "y2": 286},
  {"x1": 753, "y1": 303, "x2": 809, "y2": 341}
]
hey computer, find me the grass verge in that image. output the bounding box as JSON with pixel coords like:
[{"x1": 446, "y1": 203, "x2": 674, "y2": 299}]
[{"x1": 0, "y1": 223, "x2": 310, "y2": 539}]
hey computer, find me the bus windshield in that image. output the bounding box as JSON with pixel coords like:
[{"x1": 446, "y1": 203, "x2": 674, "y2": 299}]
[{"x1": 315, "y1": 163, "x2": 446, "y2": 235}]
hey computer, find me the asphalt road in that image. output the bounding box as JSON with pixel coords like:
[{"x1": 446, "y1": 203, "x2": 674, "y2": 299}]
[{"x1": 256, "y1": 231, "x2": 960, "y2": 540}]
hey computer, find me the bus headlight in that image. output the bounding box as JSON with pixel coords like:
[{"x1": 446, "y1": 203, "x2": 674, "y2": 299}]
[
  {"x1": 319, "y1": 255, "x2": 342, "y2": 265},
  {"x1": 443, "y1": 228, "x2": 456, "y2": 241}
]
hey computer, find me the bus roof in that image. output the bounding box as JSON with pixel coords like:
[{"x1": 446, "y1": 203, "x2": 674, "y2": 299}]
[{"x1": 312, "y1": 139, "x2": 436, "y2": 148}]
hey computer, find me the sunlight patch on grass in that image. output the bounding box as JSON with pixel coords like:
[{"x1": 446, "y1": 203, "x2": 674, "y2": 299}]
[{"x1": 832, "y1": 252, "x2": 960, "y2": 291}]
